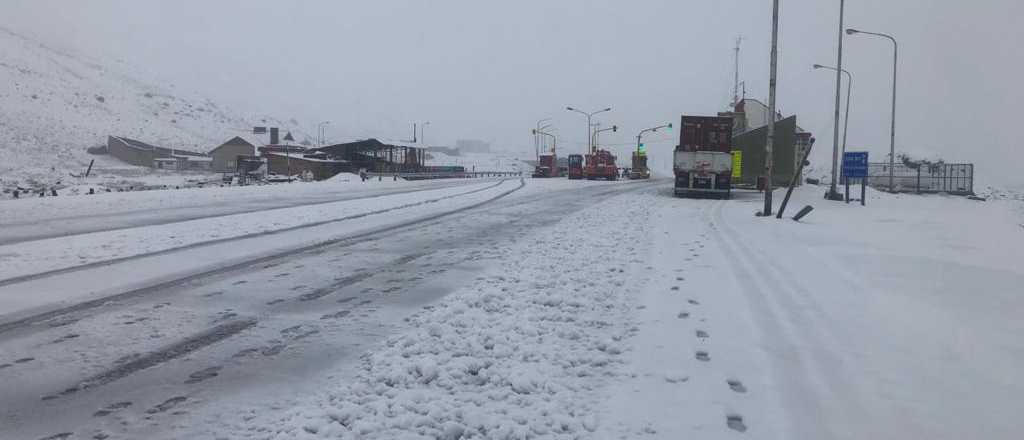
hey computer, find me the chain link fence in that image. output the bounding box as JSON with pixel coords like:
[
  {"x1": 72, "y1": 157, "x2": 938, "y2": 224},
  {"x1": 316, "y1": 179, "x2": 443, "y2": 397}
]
[{"x1": 862, "y1": 162, "x2": 974, "y2": 195}]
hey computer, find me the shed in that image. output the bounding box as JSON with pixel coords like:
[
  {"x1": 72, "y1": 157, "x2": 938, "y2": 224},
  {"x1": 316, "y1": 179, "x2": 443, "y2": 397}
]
[{"x1": 209, "y1": 136, "x2": 257, "y2": 172}]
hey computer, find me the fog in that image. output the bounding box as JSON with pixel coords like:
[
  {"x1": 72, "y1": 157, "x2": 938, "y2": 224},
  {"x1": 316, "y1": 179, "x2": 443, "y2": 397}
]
[{"x1": 3, "y1": 0, "x2": 1021, "y2": 185}]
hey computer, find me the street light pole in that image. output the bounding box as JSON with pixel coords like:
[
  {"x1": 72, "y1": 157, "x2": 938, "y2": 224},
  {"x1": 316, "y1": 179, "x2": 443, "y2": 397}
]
[
  {"x1": 317, "y1": 121, "x2": 330, "y2": 147},
  {"x1": 847, "y1": 28, "x2": 897, "y2": 191},
  {"x1": 532, "y1": 129, "x2": 557, "y2": 156},
  {"x1": 814, "y1": 65, "x2": 853, "y2": 177},
  {"x1": 636, "y1": 123, "x2": 672, "y2": 155},
  {"x1": 763, "y1": 0, "x2": 780, "y2": 216},
  {"x1": 825, "y1": 0, "x2": 847, "y2": 201},
  {"x1": 566, "y1": 106, "x2": 612, "y2": 154},
  {"x1": 535, "y1": 118, "x2": 551, "y2": 162},
  {"x1": 592, "y1": 125, "x2": 617, "y2": 150},
  {"x1": 419, "y1": 121, "x2": 431, "y2": 146}
]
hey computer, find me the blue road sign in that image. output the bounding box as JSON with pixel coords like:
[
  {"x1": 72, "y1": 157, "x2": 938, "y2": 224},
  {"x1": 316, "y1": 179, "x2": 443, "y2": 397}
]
[{"x1": 842, "y1": 152, "x2": 869, "y2": 178}]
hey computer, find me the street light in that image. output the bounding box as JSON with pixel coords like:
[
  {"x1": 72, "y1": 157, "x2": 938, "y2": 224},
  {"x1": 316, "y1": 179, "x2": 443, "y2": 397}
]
[
  {"x1": 531, "y1": 128, "x2": 557, "y2": 156},
  {"x1": 636, "y1": 123, "x2": 672, "y2": 155},
  {"x1": 847, "y1": 27, "x2": 898, "y2": 191},
  {"x1": 419, "y1": 121, "x2": 431, "y2": 146},
  {"x1": 591, "y1": 125, "x2": 617, "y2": 150},
  {"x1": 814, "y1": 64, "x2": 853, "y2": 186},
  {"x1": 539, "y1": 123, "x2": 554, "y2": 157},
  {"x1": 566, "y1": 106, "x2": 612, "y2": 154},
  {"x1": 535, "y1": 118, "x2": 551, "y2": 161},
  {"x1": 763, "y1": 0, "x2": 780, "y2": 216},
  {"x1": 317, "y1": 121, "x2": 331, "y2": 147},
  {"x1": 823, "y1": 0, "x2": 848, "y2": 201}
]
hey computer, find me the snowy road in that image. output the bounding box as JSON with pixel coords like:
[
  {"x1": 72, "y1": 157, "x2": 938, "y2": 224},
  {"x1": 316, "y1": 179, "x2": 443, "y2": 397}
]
[
  {"x1": 0, "y1": 177, "x2": 654, "y2": 440},
  {"x1": 0, "y1": 178, "x2": 506, "y2": 245},
  {"x1": 1, "y1": 179, "x2": 1021, "y2": 440}
]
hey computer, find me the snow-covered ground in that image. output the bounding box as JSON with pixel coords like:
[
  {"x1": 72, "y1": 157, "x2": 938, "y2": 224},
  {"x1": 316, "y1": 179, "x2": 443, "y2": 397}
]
[
  {"x1": 212, "y1": 183, "x2": 1023, "y2": 439},
  {"x1": 0, "y1": 25, "x2": 306, "y2": 193},
  {"x1": 1, "y1": 177, "x2": 1021, "y2": 439},
  {"x1": 425, "y1": 151, "x2": 534, "y2": 174}
]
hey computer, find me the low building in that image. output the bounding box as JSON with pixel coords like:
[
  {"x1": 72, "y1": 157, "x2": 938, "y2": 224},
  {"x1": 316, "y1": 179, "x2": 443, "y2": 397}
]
[
  {"x1": 315, "y1": 139, "x2": 425, "y2": 173},
  {"x1": 107, "y1": 136, "x2": 209, "y2": 169},
  {"x1": 209, "y1": 136, "x2": 257, "y2": 172},
  {"x1": 264, "y1": 152, "x2": 348, "y2": 180}
]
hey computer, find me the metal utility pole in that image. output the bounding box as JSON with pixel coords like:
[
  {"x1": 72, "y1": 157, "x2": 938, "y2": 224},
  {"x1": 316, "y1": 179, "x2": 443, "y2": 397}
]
[
  {"x1": 317, "y1": 121, "x2": 330, "y2": 147},
  {"x1": 825, "y1": 0, "x2": 846, "y2": 201},
  {"x1": 733, "y1": 36, "x2": 743, "y2": 107},
  {"x1": 532, "y1": 129, "x2": 556, "y2": 156},
  {"x1": 814, "y1": 64, "x2": 853, "y2": 170},
  {"x1": 763, "y1": 0, "x2": 780, "y2": 216},
  {"x1": 566, "y1": 106, "x2": 612, "y2": 154},
  {"x1": 419, "y1": 121, "x2": 430, "y2": 146},
  {"x1": 535, "y1": 118, "x2": 551, "y2": 162},
  {"x1": 592, "y1": 125, "x2": 617, "y2": 150},
  {"x1": 847, "y1": 28, "x2": 897, "y2": 191},
  {"x1": 539, "y1": 123, "x2": 553, "y2": 156},
  {"x1": 636, "y1": 123, "x2": 672, "y2": 155}
]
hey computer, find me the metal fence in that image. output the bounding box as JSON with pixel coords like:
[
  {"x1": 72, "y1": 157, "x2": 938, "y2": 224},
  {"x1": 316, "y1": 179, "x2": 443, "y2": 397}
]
[{"x1": 861, "y1": 162, "x2": 974, "y2": 195}]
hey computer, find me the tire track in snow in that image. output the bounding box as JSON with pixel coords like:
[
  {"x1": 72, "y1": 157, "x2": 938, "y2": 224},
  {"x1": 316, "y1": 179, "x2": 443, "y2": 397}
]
[
  {"x1": 40, "y1": 318, "x2": 258, "y2": 401},
  {"x1": 0, "y1": 179, "x2": 502, "y2": 246},
  {"x1": 0, "y1": 179, "x2": 509, "y2": 288},
  {"x1": 0, "y1": 179, "x2": 526, "y2": 336},
  {"x1": 707, "y1": 199, "x2": 867, "y2": 438}
]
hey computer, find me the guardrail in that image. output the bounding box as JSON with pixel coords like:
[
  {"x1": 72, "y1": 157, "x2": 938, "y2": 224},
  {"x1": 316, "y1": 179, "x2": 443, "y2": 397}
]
[{"x1": 366, "y1": 171, "x2": 523, "y2": 180}]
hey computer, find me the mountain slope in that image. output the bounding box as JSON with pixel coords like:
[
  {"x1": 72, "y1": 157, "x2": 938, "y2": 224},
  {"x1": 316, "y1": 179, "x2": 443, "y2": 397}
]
[{"x1": 0, "y1": 26, "x2": 302, "y2": 184}]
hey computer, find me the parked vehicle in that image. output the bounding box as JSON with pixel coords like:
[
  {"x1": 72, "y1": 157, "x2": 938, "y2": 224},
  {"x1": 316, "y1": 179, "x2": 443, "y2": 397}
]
[
  {"x1": 674, "y1": 115, "x2": 733, "y2": 199},
  {"x1": 532, "y1": 154, "x2": 559, "y2": 178},
  {"x1": 629, "y1": 152, "x2": 650, "y2": 179},
  {"x1": 567, "y1": 154, "x2": 584, "y2": 179},
  {"x1": 584, "y1": 150, "x2": 618, "y2": 180}
]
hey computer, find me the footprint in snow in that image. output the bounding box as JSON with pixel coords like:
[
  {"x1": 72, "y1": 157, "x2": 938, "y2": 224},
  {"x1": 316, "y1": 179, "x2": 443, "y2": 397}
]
[
  {"x1": 677, "y1": 312, "x2": 690, "y2": 319},
  {"x1": 695, "y1": 351, "x2": 710, "y2": 362},
  {"x1": 688, "y1": 299, "x2": 700, "y2": 305},
  {"x1": 696, "y1": 329, "x2": 709, "y2": 339},
  {"x1": 726, "y1": 414, "x2": 747, "y2": 432},
  {"x1": 727, "y1": 379, "x2": 747, "y2": 393},
  {"x1": 184, "y1": 366, "x2": 222, "y2": 384}
]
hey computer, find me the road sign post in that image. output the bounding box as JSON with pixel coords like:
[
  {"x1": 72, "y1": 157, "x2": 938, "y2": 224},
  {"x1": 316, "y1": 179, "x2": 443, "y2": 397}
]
[{"x1": 841, "y1": 152, "x2": 869, "y2": 206}]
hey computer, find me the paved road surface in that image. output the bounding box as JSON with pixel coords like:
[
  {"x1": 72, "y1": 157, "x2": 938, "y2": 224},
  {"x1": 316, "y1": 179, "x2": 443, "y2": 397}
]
[{"x1": 0, "y1": 179, "x2": 656, "y2": 440}]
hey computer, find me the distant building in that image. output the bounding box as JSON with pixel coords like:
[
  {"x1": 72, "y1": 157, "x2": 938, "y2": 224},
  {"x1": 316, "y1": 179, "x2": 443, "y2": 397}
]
[
  {"x1": 106, "y1": 136, "x2": 210, "y2": 170},
  {"x1": 264, "y1": 152, "x2": 348, "y2": 180},
  {"x1": 208, "y1": 136, "x2": 256, "y2": 172},
  {"x1": 455, "y1": 139, "x2": 490, "y2": 153}
]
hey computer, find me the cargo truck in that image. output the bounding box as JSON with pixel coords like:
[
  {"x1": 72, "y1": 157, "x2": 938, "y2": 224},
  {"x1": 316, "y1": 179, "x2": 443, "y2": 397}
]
[
  {"x1": 583, "y1": 150, "x2": 618, "y2": 180},
  {"x1": 674, "y1": 115, "x2": 733, "y2": 199},
  {"x1": 567, "y1": 154, "x2": 584, "y2": 179},
  {"x1": 532, "y1": 154, "x2": 559, "y2": 178},
  {"x1": 628, "y1": 152, "x2": 650, "y2": 179}
]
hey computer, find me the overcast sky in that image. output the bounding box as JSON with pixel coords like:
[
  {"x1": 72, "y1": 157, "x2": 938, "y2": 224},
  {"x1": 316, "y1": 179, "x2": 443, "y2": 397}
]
[{"x1": 3, "y1": 0, "x2": 1022, "y2": 184}]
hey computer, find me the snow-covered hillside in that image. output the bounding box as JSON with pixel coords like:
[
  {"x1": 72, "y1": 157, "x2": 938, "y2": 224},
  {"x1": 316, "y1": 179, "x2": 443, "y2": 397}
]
[{"x1": 0, "y1": 26, "x2": 304, "y2": 187}]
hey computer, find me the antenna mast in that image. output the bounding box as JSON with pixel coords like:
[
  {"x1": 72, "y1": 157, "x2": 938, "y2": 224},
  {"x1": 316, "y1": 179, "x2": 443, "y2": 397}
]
[{"x1": 733, "y1": 36, "x2": 743, "y2": 107}]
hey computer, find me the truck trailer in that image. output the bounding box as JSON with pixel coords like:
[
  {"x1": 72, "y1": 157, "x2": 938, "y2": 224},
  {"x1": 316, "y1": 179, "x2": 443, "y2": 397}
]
[
  {"x1": 567, "y1": 154, "x2": 584, "y2": 179},
  {"x1": 532, "y1": 154, "x2": 559, "y2": 178},
  {"x1": 674, "y1": 115, "x2": 733, "y2": 199},
  {"x1": 583, "y1": 150, "x2": 618, "y2": 180},
  {"x1": 628, "y1": 152, "x2": 650, "y2": 179}
]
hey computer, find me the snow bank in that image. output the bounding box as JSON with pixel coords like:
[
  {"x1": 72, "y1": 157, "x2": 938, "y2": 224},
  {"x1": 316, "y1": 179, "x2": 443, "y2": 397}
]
[{"x1": 245, "y1": 188, "x2": 651, "y2": 439}]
